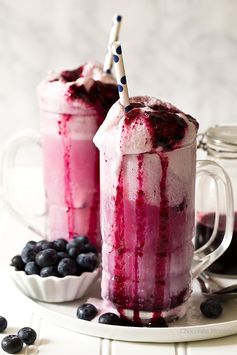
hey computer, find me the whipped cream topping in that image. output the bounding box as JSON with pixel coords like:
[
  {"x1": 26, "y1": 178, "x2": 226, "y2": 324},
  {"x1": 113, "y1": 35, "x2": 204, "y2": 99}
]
[
  {"x1": 93, "y1": 96, "x2": 198, "y2": 155},
  {"x1": 38, "y1": 62, "x2": 117, "y2": 114}
]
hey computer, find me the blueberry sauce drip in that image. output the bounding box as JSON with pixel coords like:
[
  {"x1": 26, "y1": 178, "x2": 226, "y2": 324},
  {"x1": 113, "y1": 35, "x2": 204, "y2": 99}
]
[
  {"x1": 58, "y1": 114, "x2": 74, "y2": 239},
  {"x1": 154, "y1": 153, "x2": 169, "y2": 310},
  {"x1": 133, "y1": 154, "x2": 145, "y2": 319},
  {"x1": 110, "y1": 169, "x2": 125, "y2": 306}
]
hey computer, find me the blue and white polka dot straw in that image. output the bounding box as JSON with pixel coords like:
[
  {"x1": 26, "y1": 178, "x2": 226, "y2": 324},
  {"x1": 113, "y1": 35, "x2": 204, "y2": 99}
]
[
  {"x1": 103, "y1": 14, "x2": 122, "y2": 74},
  {"x1": 112, "y1": 41, "x2": 132, "y2": 112}
]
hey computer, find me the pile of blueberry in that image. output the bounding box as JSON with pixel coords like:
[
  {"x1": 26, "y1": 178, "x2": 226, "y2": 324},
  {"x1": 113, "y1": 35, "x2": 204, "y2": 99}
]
[
  {"x1": 0, "y1": 316, "x2": 36, "y2": 354},
  {"x1": 76, "y1": 303, "x2": 169, "y2": 327},
  {"x1": 11, "y1": 236, "x2": 99, "y2": 278}
]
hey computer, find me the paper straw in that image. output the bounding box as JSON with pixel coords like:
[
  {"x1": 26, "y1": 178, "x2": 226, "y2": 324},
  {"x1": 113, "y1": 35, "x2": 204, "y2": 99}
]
[
  {"x1": 112, "y1": 41, "x2": 131, "y2": 112},
  {"x1": 103, "y1": 14, "x2": 122, "y2": 74}
]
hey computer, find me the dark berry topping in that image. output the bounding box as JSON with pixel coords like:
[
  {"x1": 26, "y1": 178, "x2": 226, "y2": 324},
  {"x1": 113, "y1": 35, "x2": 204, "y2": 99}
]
[
  {"x1": 76, "y1": 253, "x2": 99, "y2": 272},
  {"x1": 10, "y1": 255, "x2": 25, "y2": 271},
  {"x1": 57, "y1": 258, "x2": 77, "y2": 277},
  {"x1": 98, "y1": 313, "x2": 121, "y2": 325},
  {"x1": 35, "y1": 249, "x2": 58, "y2": 268},
  {"x1": 200, "y1": 298, "x2": 223, "y2": 318},
  {"x1": 125, "y1": 107, "x2": 187, "y2": 151},
  {"x1": 40, "y1": 266, "x2": 59, "y2": 278},
  {"x1": 67, "y1": 81, "x2": 118, "y2": 118},
  {"x1": 1, "y1": 335, "x2": 23, "y2": 354},
  {"x1": 0, "y1": 316, "x2": 7, "y2": 332},
  {"x1": 60, "y1": 66, "x2": 84, "y2": 82},
  {"x1": 76, "y1": 303, "x2": 98, "y2": 321},
  {"x1": 25, "y1": 262, "x2": 40, "y2": 275},
  {"x1": 38, "y1": 241, "x2": 55, "y2": 250},
  {"x1": 17, "y1": 327, "x2": 37, "y2": 345}
]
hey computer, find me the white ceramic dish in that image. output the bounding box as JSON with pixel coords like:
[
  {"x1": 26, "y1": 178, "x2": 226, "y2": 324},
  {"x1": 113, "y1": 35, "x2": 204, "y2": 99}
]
[
  {"x1": 10, "y1": 266, "x2": 101, "y2": 302},
  {"x1": 12, "y1": 276, "x2": 237, "y2": 343}
]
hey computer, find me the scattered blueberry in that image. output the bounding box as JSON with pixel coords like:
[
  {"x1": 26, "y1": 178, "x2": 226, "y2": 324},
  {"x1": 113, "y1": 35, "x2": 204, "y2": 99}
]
[
  {"x1": 147, "y1": 317, "x2": 168, "y2": 327},
  {"x1": 0, "y1": 316, "x2": 7, "y2": 332},
  {"x1": 1, "y1": 335, "x2": 23, "y2": 354},
  {"x1": 76, "y1": 253, "x2": 99, "y2": 272},
  {"x1": 200, "y1": 298, "x2": 223, "y2": 318},
  {"x1": 25, "y1": 262, "x2": 40, "y2": 275},
  {"x1": 11, "y1": 256, "x2": 25, "y2": 271},
  {"x1": 76, "y1": 303, "x2": 98, "y2": 321},
  {"x1": 40, "y1": 266, "x2": 59, "y2": 278},
  {"x1": 53, "y1": 238, "x2": 67, "y2": 251},
  {"x1": 21, "y1": 246, "x2": 38, "y2": 264},
  {"x1": 35, "y1": 249, "x2": 58, "y2": 268},
  {"x1": 57, "y1": 258, "x2": 77, "y2": 277},
  {"x1": 17, "y1": 327, "x2": 37, "y2": 345},
  {"x1": 98, "y1": 313, "x2": 121, "y2": 325}
]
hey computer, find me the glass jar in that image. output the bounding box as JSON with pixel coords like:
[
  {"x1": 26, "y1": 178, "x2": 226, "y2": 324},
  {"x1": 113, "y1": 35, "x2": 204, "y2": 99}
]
[{"x1": 196, "y1": 124, "x2": 237, "y2": 276}]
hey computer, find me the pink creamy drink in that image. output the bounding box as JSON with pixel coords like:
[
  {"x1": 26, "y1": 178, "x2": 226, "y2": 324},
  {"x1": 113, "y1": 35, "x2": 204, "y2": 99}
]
[
  {"x1": 38, "y1": 62, "x2": 118, "y2": 248},
  {"x1": 94, "y1": 96, "x2": 199, "y2": 323}
]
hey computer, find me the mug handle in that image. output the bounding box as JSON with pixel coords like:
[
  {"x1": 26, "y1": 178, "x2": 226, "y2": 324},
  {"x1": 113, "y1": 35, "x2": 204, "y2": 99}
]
[
  {"x1": 191, "y1": 160, "x2": 234, "y2": 279},
  {"x1": 1, "y1": 129, "x2": 46, "y2": 238}
]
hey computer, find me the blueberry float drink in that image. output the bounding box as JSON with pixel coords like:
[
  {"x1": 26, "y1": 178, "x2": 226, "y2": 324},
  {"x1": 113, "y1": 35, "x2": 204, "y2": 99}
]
[
  {"x1": 94, "y1": 96, "x2": 199, "y2": 323},
  {"x1": 38, "y1": 62, "x2": 118, "y2": 248}
]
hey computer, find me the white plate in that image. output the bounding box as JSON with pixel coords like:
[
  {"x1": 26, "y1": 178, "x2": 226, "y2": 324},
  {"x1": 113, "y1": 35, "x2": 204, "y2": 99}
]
[{"x1": 13, "y1": 277, "x2": 237, "y2": 343}]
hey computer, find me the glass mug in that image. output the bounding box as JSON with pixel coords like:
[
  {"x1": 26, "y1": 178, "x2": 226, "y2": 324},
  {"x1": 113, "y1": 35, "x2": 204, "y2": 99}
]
[
  {"x1": 196, "y1": 124, "x2": 237, "y2": 276},
  {"x1": 94, "y1": 108, "x2": 234, "y2": 324},
  {"x1": 2, "y1": 107, "x2": 102, "y2": 249}
]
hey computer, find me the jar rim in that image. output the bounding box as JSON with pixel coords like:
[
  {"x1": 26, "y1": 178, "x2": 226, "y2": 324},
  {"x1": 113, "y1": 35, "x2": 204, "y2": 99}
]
[{"x1": 205, "y1": 124, "x2": 237, "y2": 158}]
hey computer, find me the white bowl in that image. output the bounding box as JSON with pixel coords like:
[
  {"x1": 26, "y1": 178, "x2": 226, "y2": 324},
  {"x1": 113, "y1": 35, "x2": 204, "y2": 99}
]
[{"x1": 10, "y1": 266, "x2": 101, "y2": 303}]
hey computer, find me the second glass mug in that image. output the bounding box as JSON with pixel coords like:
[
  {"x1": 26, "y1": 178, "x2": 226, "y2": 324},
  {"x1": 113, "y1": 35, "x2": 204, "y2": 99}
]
[
  {"x1": 1, "y1": 106, "x2": 102, "y2": 249},
  {"x1": 97, "y1": 136, "x2": 234, "y2": 323}
]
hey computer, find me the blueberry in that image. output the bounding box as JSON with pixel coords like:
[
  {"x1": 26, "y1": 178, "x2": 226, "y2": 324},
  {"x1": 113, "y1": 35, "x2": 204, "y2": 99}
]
[
  {"x1": 68, "y1": 247, "x2": 80, "y2": 259},
  {"x1": 57, "y1": 258, "x2": 77, "y2": 276},
  {"x1": 0, "y1": 316, "x2": 7, "y2": 332},
  {"x1": 76, "y1": 253, "x2": 99, "y2": 272},
  {"x1": 35, "y1": 248, "x2": 58, "y2": 268},
  {"x1": 40, "y1": 266, "x2": 59, "y2": 277},
  {"x1": 147, "y1": 317, "x2": 168, "y2": 327},
  {"x1": 10, "y1": 255, "x2": 25, "y2": 271},
  {"x1": 73, "y1": 235, "x2": 89, "y2": 245},
  {"x1": 83, "y1": 244, "x2": 98, "y2": 254},
  {"x1": 66, "y1": 240, "x2": 86, "y2": 253},
  {"x1": 21, "y1": 246, "x2": 38, "y2": 263},
  {"x1": 53, "y1": 238, "x2": 68, "y2": 251},
  {"x1": 76, "y1": 303, "x2": 98, "y2": 321},
  {"x1": 1, "y1": 335, "x2": 23, "y2": 354},
  {"x1": 25, "y1": 261, "x2": 40, "y2": 275},
  {"x1": 57, "y1": 251, "x2": 71, "y2": 260},
  {"x1": 25, "y1": 240, "x2": 37, "y2": 248},
  {"x1": 98, "y1": 313, "x2": 121, "y2": 325},
  {"x1": 39, "y1": 240, "x2": 55, "y2": 250},
  {"x1": 17, "y1": 327, "x2": 37, "y2": 345},
  {"x1": 200, "y1": 298, "x2": 223, "y2": 318}
]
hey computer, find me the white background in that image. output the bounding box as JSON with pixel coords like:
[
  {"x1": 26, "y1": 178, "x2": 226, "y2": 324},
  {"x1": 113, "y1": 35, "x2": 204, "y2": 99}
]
[{"x1": 0, "y1": 0, "x2": 237, "y2": 150}]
